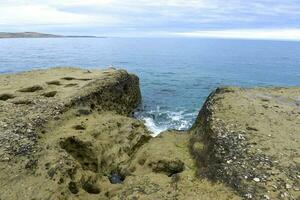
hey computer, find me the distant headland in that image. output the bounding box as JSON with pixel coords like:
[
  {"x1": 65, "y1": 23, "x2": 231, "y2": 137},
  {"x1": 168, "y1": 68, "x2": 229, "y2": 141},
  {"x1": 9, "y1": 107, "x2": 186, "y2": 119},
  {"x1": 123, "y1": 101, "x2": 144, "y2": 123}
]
[{"x1": 0, "y1": 32, "x2": 103, "y2": 39}]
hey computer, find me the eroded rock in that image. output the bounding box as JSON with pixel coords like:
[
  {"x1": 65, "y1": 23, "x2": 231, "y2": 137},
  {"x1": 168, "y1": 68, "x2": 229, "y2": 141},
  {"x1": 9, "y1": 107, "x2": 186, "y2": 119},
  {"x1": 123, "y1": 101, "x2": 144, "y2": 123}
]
[
  {"x1": 190, "y1": 87, "x2": 300, "y2": 199},
  {"x1": 0, "y1": 93, "x2": 15, "y2": 101},
  {"x1": 18, "y1": 85, "x2": 43, "y2": 92}
]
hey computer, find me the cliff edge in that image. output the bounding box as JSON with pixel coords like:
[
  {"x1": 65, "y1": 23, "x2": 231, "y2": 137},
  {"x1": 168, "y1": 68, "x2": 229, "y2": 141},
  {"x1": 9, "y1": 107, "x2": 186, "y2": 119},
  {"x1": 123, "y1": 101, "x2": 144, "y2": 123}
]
[{"x1": 190, "y1": 87, "x2": 300, "y2": 199}]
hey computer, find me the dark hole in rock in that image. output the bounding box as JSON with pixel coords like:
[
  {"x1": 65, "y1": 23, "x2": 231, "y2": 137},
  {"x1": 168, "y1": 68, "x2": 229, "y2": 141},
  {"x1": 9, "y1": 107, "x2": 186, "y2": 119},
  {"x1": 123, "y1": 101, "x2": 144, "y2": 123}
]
[
  {"x1": 60, "y1": 137, "x2": 98, "y2": 172},
  {"x1": 78, "y1": 78, "x2": 92, "y2": 81},
  {"x1": 72, "y1": 124, "x2": 86, "y2": 130},
  {"x1": 150, "y1": 159, "x2": 185, "y2": 177},
  {"x1": 109, "y1": 172, "x2": 125, "y2": 184},
  {"x1": 61, "y1": 77, "x2": 76, "y2": 80},
  {"x1": 18, "y1": 85, "x2": 43, "y2": 92},
  {"x1": 47, "y1": 168, "x2": 56, "y2": 178},
  {"x1": 45, "y1": 162, "x2": 50, "y2": 170},
  {"x1": 246, "y1": 126, "x2": 259, "y2": 131},
  {"x1": 42, "y1": 91, "x2": 57, "y2": 98},
  {"x1": 90, "y1": 103, "x2": 95, "y2": 110},
  {"x1": 46, "y1": 80, "x2": 61, "y2": 85},
  {"x1": 64, "y1": 83, "x2": 78, "y2": 87},
  {"x1": 58, "y1": 178, "x2": 64, "y2": 184},
  {"x1": 68, "y1": 181, "x2": 79, "y2": 194},
  {"x1": 82, "y1": 182, "x2": 100, "y2": 194},
  {"x1": 0, "y1": 93, "x2": 15, "y2": 101},
  {"x1": 77, "y1": 109, "x2": 91, "y2": 116},
  {"x1": 123, "y1": 83, "x2": 129, "y2": 93}
]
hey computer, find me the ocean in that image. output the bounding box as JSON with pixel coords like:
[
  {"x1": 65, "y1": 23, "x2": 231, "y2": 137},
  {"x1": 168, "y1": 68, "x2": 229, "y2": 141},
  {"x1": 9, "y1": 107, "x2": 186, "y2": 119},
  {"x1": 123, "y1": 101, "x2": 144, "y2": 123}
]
[{"x1": 1, "y1": 37, "x2": 300, "y2": 135}]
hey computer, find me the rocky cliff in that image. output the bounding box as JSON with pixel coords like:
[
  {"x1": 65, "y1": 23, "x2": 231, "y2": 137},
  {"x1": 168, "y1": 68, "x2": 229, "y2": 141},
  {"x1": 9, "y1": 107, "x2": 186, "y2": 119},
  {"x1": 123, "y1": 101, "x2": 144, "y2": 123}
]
[{"x1": 190, "y1": 87, "x2": 300, "y2": 200}]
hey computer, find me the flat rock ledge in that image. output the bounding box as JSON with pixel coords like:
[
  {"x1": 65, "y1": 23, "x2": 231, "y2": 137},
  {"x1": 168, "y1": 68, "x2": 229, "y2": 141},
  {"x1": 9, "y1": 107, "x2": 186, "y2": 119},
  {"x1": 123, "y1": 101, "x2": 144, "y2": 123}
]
[
  {"x1": 0, "y1": 68, "x2": 299, "y2": 200},
  {"x1": 190, "y1": 87, "x2": 300, "y2": 200}
]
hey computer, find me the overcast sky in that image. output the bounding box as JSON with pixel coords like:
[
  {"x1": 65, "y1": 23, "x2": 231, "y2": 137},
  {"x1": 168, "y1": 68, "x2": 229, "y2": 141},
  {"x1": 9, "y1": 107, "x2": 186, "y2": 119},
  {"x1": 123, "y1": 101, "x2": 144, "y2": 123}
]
[{"x1": 1, "y1": 0, "x2": 300, "y2": 40}]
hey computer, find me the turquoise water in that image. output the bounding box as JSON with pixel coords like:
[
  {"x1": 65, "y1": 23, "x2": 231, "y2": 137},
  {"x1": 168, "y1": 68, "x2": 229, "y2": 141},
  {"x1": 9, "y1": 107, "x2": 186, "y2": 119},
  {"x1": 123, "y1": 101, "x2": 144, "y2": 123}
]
[{"x1": 1, "y1": 38, "x2": 300, "y2": 135}]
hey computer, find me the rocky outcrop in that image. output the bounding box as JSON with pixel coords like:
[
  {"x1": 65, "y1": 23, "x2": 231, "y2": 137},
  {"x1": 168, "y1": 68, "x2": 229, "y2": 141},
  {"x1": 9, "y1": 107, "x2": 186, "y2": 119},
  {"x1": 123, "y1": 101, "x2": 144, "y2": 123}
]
[
  {"x1": 0, "y1": 67, "x2": 149, "y2": 199},
  {"x1": 2, "y1": 67, "x2": 298, "y2": 200},
  {"x1": 190, "y1": 87, "x2": 300, "y2": 200},
  {"x1": 0, "y1": 68, "x2": 239, "y2": 200}
]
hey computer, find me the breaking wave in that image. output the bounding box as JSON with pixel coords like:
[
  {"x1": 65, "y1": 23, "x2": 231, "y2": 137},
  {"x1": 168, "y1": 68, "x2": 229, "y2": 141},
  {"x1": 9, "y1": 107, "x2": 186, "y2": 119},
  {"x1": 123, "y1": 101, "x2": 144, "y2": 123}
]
[{"x1": 135, "y1": 106, "x2": 197, "y2": 136}]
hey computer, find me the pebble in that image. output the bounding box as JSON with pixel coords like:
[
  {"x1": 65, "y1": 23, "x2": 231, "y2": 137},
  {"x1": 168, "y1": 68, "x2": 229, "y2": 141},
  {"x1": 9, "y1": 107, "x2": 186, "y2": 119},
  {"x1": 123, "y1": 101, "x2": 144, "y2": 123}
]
[
  {"x1": 285, "y1": 184, "x2": 292, "y2": 189},
  {"x1": 1, "y1": 157, "x2": 10, "y2": 161},
  {"x1": 263, "y1": 195, "x2": 270, "y2": 200},
  {"x1": 245, "y1": 193, "x2": 252, "y2": 199},
  {"x1": 280, "y1": 192, "x2": 288, "y2": 198},
  {"x1": 253, "y1": 177, "x2": 260, "y2": 182}
]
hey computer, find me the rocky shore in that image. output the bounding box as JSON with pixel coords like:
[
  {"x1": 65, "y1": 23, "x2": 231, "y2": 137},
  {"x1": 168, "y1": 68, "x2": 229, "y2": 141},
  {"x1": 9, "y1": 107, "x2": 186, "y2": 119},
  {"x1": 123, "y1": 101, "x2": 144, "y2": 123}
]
[
  {"x1": 0, "y1": 68, "x2": 299, "y2": 200},
  {"x1": 190, "y1": 87, "x2": 300, "y2": 200}
]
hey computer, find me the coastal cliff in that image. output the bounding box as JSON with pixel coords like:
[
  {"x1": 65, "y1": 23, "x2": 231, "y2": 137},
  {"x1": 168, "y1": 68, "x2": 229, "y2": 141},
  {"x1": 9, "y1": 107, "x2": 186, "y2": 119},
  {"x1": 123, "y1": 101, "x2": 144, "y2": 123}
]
[{"x1": 0, "y1": 68, "x2": 299, "y2": 200}]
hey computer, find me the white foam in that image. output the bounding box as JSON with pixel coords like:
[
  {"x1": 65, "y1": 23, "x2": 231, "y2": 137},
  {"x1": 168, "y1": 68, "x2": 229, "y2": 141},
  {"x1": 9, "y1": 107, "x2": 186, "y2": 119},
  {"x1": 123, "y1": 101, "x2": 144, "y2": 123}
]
[
  {"x1": 178, "y1": 120, "x2": 189, "y2": 130},
  {"x1": 168, "y1": 111, "x2": 184, "y2": 121},
  {"x1": 135, "y1": 108, "x2": 197, "y2": 136},
  {"x1": 143, "y1": 117, "x2": 168, "y2": 137}
]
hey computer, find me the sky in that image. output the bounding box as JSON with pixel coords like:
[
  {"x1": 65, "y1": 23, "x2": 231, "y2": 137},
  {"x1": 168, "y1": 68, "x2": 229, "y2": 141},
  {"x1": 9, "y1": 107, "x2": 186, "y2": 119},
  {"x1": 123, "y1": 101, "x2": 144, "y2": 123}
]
[{"x1": 1, "y1": 0, "x2": 300, "y2": 40}]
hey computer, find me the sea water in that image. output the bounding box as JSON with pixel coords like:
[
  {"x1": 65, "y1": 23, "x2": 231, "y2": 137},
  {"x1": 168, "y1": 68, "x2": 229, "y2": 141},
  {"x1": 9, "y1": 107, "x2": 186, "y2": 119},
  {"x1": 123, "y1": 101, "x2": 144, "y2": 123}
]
[{"x1": 1, "y1": 38, "x2": 300, "y2": 135}]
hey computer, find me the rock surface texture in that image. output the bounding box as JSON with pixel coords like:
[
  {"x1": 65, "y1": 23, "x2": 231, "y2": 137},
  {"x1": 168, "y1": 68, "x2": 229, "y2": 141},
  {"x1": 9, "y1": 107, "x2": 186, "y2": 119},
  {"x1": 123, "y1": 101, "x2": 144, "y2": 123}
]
[
  {"x1": 190, "y1": 87, "x2": 300, "y2": 200},
  {"x1": 0, "y1": 68, "x2": 299, "y2": 200},
  {"x1": 0, "y1": 68, "x2": 238, "y2": 200}
]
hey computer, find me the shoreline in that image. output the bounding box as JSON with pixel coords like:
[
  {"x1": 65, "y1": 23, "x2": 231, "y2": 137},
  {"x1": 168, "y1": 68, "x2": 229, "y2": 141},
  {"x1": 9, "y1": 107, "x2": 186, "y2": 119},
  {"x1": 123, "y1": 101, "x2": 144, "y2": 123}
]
[{"x1": 0, "y1": 32, "x2": 103, "y2": 39}]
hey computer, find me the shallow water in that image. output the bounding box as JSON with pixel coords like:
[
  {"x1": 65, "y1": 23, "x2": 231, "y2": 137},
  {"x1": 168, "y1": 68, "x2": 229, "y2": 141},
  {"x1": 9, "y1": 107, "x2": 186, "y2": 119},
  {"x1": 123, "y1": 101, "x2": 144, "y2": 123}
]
[{"x1": 0, "y1": 38, "x2": 300, "y2": 135}]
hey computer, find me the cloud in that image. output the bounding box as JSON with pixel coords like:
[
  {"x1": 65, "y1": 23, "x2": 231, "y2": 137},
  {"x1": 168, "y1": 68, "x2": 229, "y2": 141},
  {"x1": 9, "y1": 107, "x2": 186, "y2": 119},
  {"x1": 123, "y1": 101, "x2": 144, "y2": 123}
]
[
  {"x1": 0, "y1": 5, "x2": 94, "y2": 25},
  {"x1": 172, "y1": 29, "x2": 300, "y2": 41},
  {"x1": 1, "y1": 0, "x2": 300, "y2": 38},
  {"x1": 0, "y1": 2, "x2": 120, "y2": 26}
]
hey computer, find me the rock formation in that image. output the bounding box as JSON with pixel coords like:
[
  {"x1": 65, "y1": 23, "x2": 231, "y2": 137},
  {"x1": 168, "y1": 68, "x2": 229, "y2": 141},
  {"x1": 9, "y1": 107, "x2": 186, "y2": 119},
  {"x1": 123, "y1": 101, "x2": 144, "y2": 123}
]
[
  {"x1": 0, "y1": 68, "x2": 299, "y2": 200},
  {"x1": 190, "y1": 87, "x2": 300, "y2": 199}
]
